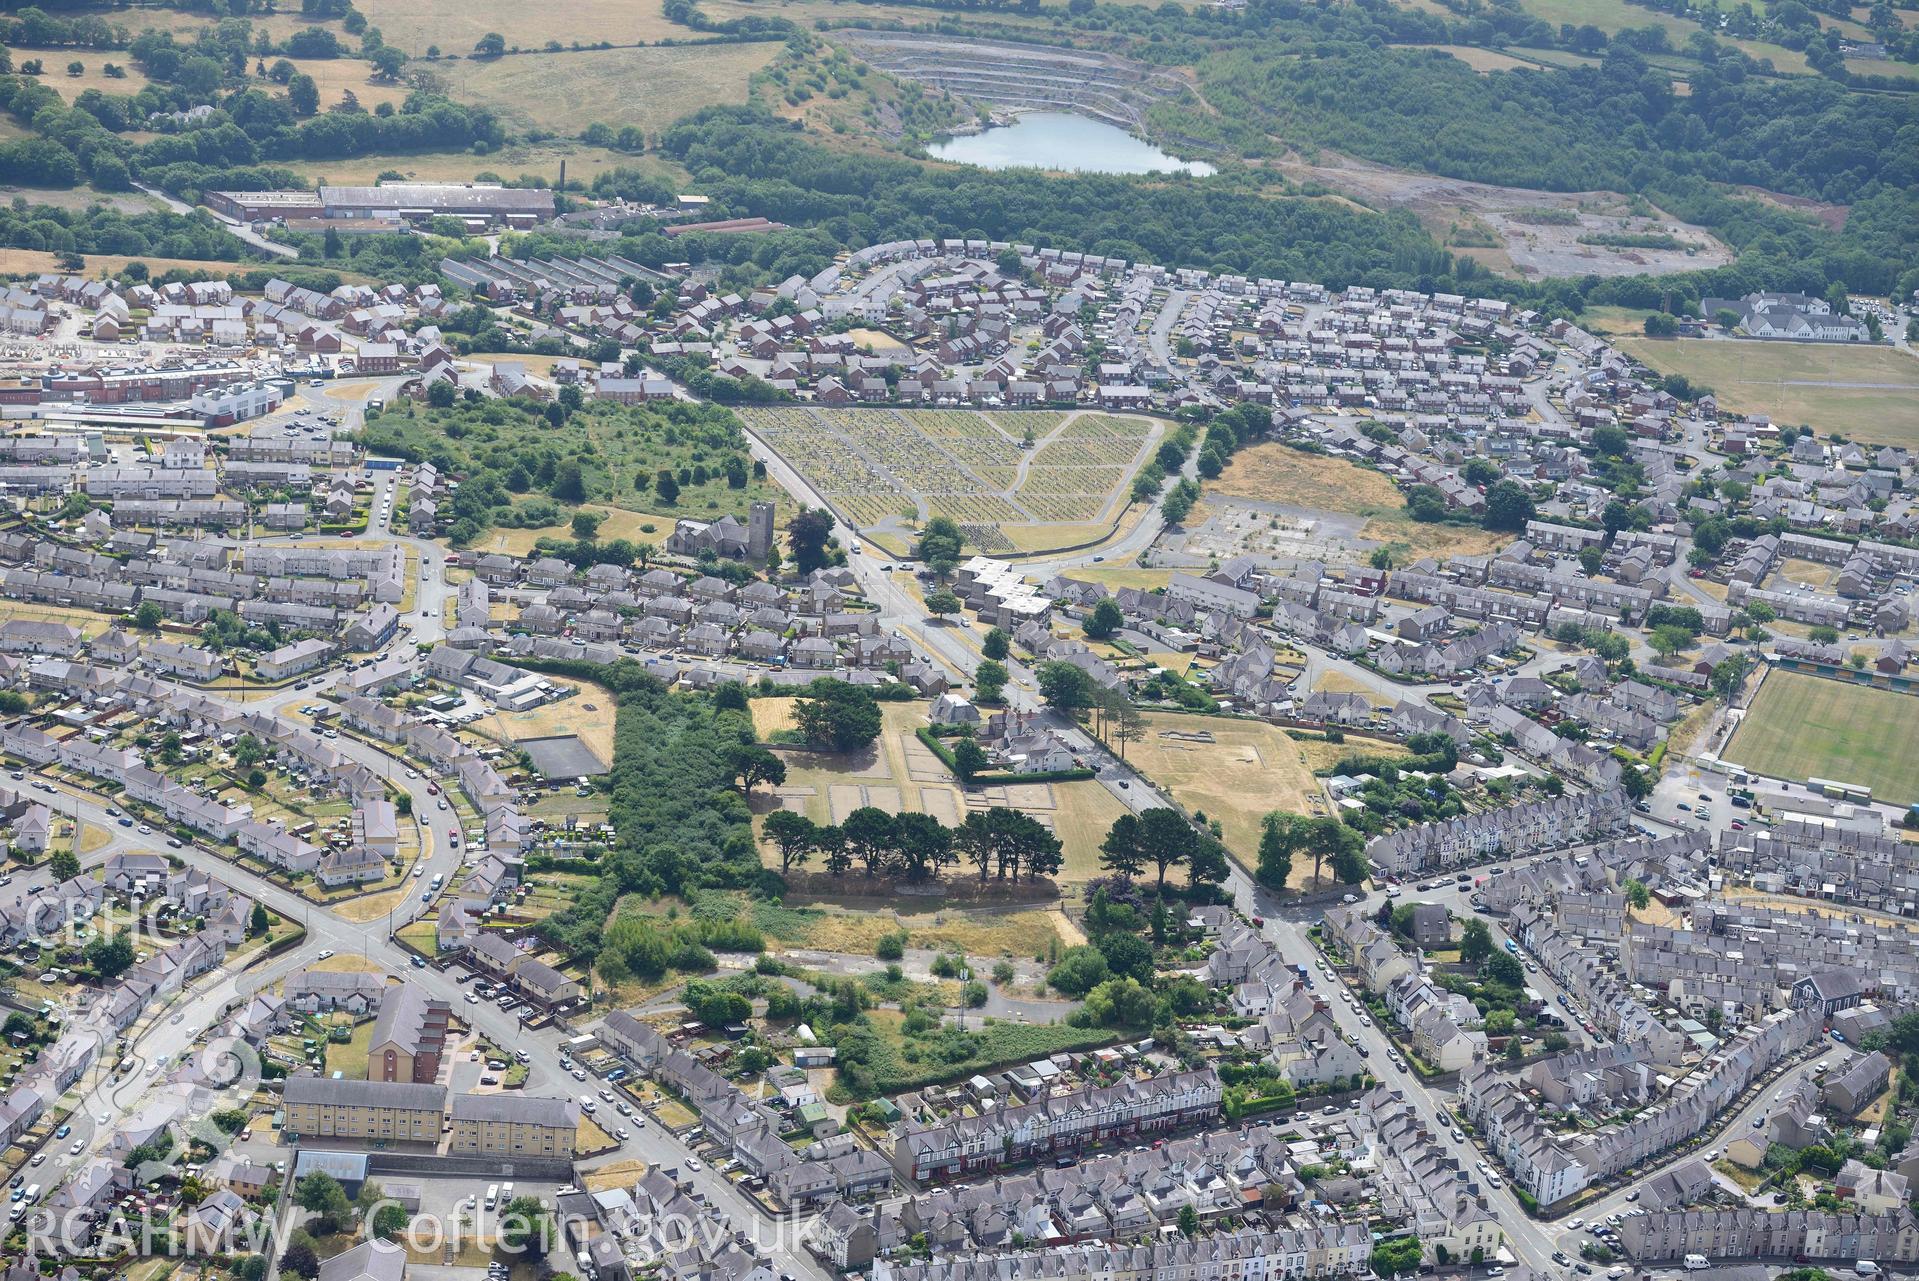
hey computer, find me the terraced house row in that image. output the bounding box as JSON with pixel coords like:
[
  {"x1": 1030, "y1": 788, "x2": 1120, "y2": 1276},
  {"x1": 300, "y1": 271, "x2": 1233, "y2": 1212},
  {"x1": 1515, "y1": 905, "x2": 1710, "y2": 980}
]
[
  {"x1": 891, "y1": 1068, "x2": 1222, "y2": 1182},
  {"x1": 870, "y1": 1222, "x2": 1375, "y2": 1281}
]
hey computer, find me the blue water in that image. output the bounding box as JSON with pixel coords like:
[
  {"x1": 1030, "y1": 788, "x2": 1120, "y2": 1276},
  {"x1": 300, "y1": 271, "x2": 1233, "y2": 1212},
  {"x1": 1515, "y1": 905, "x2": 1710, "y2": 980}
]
[{"x1": 927, "y1": 111, "x2": 1216, "y2": 177}]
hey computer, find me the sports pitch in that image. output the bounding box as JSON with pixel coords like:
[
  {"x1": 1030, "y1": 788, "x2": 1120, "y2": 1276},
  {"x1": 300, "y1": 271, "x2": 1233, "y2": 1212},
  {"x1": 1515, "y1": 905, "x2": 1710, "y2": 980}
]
[{"x1": 1725, "y1": 671, "x2": 1919, "y2": 805}]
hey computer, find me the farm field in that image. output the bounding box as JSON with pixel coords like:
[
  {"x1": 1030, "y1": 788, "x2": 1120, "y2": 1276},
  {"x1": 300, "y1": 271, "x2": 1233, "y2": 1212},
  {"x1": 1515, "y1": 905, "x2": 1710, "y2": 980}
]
[
  {"x1": 1725, "y1": 671, "x2": 1919, "y2": 806},
  {"x1": 438, "y1": 44, "x2": 781, "y2": 136},
  {"x1": 1125, "y1": 711, "x2": 1408, "y2": 887},
  {"x1": 1195, "y1": 442, "x2": 1509, "y2": 560},
  {"x1": 741, "y1": 406, "x2": 1162, "y2": 551},
  {"x1": 1615, "y1": 338, "x2": 1919, "y2": 447},
  {"x1": 753, "y1": 699, "x2": 1129, "y2": 890},
  {"x1": 353, "y1": 0, "x2": 690, "y2": 53}
]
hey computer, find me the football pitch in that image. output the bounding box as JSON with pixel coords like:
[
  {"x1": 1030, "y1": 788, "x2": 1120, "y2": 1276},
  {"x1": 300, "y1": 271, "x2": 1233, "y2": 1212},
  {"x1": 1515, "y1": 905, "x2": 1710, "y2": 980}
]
[{"x1": 1725, "y1": 671, "x2": 1919, "y2": 806}]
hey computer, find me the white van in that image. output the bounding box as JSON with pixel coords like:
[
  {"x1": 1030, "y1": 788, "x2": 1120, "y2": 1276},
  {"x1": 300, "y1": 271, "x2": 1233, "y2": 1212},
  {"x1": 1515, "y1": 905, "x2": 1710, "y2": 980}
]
[
  {"x1": 1856, "y1": 1263, "x2": 1881, "y2": 1277},
  {"x1": 1683, "y1": 1256, "x2": 1711, "y2": 1272},
  {"x1": 484, "y1": 1183, "x2": 499, "y2": 1211},
  {"x1": 501, "y1": 1182, "x2": 515, "y2": 1203},
  {"x1": 22, "y1": 1185, "x2": 39, "y2": 1203},
  {"x1": 580, "y1": 1095, "x2": 597, "y2": 1114}
]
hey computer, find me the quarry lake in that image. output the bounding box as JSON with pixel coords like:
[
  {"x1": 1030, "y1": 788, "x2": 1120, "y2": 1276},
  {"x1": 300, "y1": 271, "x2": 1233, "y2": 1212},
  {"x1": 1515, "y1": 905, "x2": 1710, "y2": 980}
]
[{"x1": 927, "y1": 112, "x2": 1216, "y2": 176}]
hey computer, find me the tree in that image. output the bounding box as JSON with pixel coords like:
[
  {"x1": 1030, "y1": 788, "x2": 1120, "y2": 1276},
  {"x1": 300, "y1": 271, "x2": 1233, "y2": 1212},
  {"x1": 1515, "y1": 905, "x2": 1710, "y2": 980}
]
[
  {"x1": 134, "y1": 601, "x2": 163, "y2": 631},
  {"x1": 1482, "y1": 480, "x2": 1536, "y2": 531},
  {"x1": 1649, "y1": 624, "x2": 1693, "y2": 660},
  {"x1": 916, "y1": 516, "x2": 965, "y2": 576},
  {"x1": 1624, "y1": 878, "x2": 1651, "y2": 909},
  {"x1": 654, "y1": 470, "x2": 680, "y2": 505},
  {"x1": 840, "y1": 805, "x2": 898, "y2": 877},
  {"x1": 794, "y1": 680, "x2": 883, "y2": 752},
  {"x1": 295, "y1": 1172, "x2": 351, "y2": 1219},
  {"x1": 1047, "y1": 945, "x2": 1111, "y2": 996},
  {"x1": 1176, "y1": 1204, "x2": 1200, "y2": 1237},
  {"x1": 973, "y1": 659, "x2": 1007, "y2": 704},
  {"x1": 232, "y1": 735, "x2": 265, "y2": 768},
  {"x1": 1483, "y1": 951, "x2": 1525, "y2": 987},
  {"x1": 892, "y1": 811, "x2": 954, "y2": 880},
  {"x1": 249, "y1": 901, "x2": 271, "y2": 937},
  {"x1": 1099, "y1": 813, "x2": 1146, "y2": 878},
  {"x1": 571, "y1": 511, "x2": 603, "y2": 541},
  {"x1": 1111, "y1": 699, "x2": 1145, "y2": 763},
  {"x1": 85, "y1": 933, "x2": 134, "y2": 979},
  {"x1": 369, "y1": 44, "x2": 407, "y2": 80},
  {"x1": 725, "y1": 743, "x2": 785, "y2": 797},
  {"x1": 475, "y1": 31, "x2": 506, "y2": 55},
  {"x1": 49, "y1": 849, "x2": 79, "y2": 882},
  {"x1": 1084, "y1": 598, "x2": 1124, "y2": 640},
  {"x1": 280, "y1": 1244, "x2": 320, "y2": 1279},
  {"x1": 498, "y1": 1196, "x2": 553, "y2": 1257},
  {"x1": 762, "y1": 810, "x2": 816, "y2": 874},
  {"x1": 787, "y1": 507, "x2": 835, "y2": 574},
  {"x1": 1643, "y1": 312, "x2": 1678, "y2": 337},
  {"x1": 925, "y1": 589, "x2": 961, "y2": 620},
  {"x1": 1036, "y1": 660, "x2": 1096, "y2": 713},
  {"x1": 1076, "y1": 976, "x2": 1155, "y2": 1026},
  {"x1": 1136, "y1": 807, "x2": 1197, "y2": 893},
  {"x1": 1459, "y1": 917, "x2": 1493, "y2": 963},
  {"x1": 1257, "y1": 811, "x2": 1305, "y2": 891},
  {"x1": 287, "y1": 72, "x2": 319, "y2": 115},
  {"x1": 951, "y1": 737, "x2": 989, "y2": 784},
  {"x1": 1302, "y1": 815, "x2": 1361, "y2": 888},
  {"x1": 982, "y1": 627, "x2": 1010, "y2": 660}
]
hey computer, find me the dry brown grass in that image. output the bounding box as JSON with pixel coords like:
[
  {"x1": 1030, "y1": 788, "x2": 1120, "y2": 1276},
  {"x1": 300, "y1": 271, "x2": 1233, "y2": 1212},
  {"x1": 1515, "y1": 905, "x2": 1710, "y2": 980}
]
[
  {"x1": 435, "y1": 44, "x2": 778, "y2": 136},
  {"x1": 751, "y1": 696, "x2": 800, "y2": 738},
  {"x1": 583, "y1": 1159, "x2": 649, "y2": 1193},
  {"x1": 297, "y1": 953, "x2": 392, "y2": 978},
  {"x1": 479, "y1": 506, "x2": 670, "y2": 557},
  {"x1": 801, "y1": 905, "x2": 1070, "y2": 958},
  {"x1": 0, "y1": 248, "x2": 262, "y2": 280},
  {"x1": 1198, "y1": 443, "x2": 1509, "y2": 560},
  {"x1": 357, "y1": 0, "x2": 687, "y2": 53},
  {"x1": 1312, "y1": 670, "x2": 1394, "y2": 707},
  {"x1": 1125, "y1": 711, "x2": 1405, "y2": 886}
]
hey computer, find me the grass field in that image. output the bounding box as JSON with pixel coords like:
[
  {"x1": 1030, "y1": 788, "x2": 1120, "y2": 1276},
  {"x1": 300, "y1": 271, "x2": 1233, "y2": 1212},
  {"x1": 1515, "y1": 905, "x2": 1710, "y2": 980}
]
[
  {"x1": 1195, "y1": 442, "x2": 1510, "y2": 560},
  {"x1": 0, "y1": 248, "x2": 263, "y2": 280},
  {"x1": 355, "y1": 0, "x2": 690, "y2": 53},
  {"x1": 1615, "y1": 338, "x2": 1919, "y2": 447},
  {"x1": 1124, "y1": 711, "x2": 1406, "y2": 886},
  {"x1": 1397, "y1": 44, "x2": 1543, "y2": 73},
  {"x1": 439, "y1": 44, "x2": 780, "y2": 136},
  {"x1": 478, "y1": 505, "x2": 671, "y2": 557},
  {"x1": 1726, "y1": 671, "x2": 1919, "y2": 805},
  {"x1": 755, "y1": 700, "x2": 1129, "y2": 888}
]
